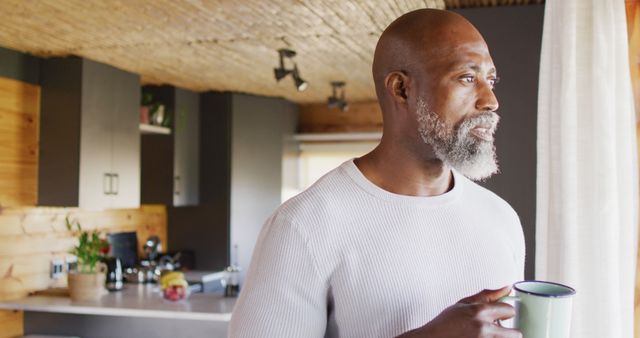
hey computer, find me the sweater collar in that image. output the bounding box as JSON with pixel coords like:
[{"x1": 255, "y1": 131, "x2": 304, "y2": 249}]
[{"x1": 341, "y1": 159, "x2": 464, "y2": 206}]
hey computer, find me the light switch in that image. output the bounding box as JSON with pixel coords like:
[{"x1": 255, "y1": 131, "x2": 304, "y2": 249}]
[{"x1": 50, "y1": 258, "x2": 64, "y2": 279}]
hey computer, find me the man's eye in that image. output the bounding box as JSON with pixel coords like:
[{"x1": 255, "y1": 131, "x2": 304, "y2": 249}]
[
  {"x1": 460, "y1": 75, "x2": 475, "y2": 84},
  {"x1": 488, "y1": 76, "x2": 501, "y2": 87}
]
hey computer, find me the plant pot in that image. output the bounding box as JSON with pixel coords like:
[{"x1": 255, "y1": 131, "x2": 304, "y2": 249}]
[
  {"x1": 68, "y1": 271, "x2": 107, "y2": 301},
  {"x1": 140, "y1": 105, "x2": 150, "y2": 124}
]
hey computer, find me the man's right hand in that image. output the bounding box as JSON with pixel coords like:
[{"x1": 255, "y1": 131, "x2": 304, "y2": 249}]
[{"x1": 398, "y1": 286, "x2": 522, "y2": 338}]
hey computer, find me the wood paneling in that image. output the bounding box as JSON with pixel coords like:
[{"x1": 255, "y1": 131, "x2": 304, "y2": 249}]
[
  {"x1": 444, "y1": 0, "x2": 544, "y2": 8},
  {"x1": 299, "y1": 100, "x2": 383, "y2": 133},
  {"x1": 0, "y1": 1, "x2": 447, "y2": 104},
  {"x1": 0, "y1": 1, "x2": 544, "y2": 104},
  {"x1": 0, "y1": 205, "x2": 167, "y2": 302},
  {"x1": 0, "y1": 310, "x2": 22, "y2": 338},
  {"x1": 0, "y1": 206, "x2": 167, "y2": 336},
  {"x1": 0, "y1": 77, "x2": 39, "y2": 207},
  {"x1": 0, "y1": 77, "x2": 168, "y2": 333}
]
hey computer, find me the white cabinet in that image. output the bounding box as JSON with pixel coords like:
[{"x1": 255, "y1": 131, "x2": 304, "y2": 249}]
[{"x1": 39, "y1": 57, "x2": 140, "y2": 209}]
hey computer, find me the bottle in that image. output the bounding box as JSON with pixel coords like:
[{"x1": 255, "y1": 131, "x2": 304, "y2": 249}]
[
  {"x1": 224, "y1": 244, "x2": 241, "y2": 297},
  {"x1": 224, "y1": 265, "x2": 240, "y2": 297}
]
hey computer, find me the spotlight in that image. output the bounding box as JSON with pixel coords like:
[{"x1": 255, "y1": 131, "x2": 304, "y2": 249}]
[
  {"x1": 292, "y1": 64, "x2": 308, "y2": 92},
  {"x1": 273, "y1": 48, "x2": 308, "y2": 92},
  {"x1": 338, "y1": 100, "x2": 349, "y2": 112},
  {"x1": 327, "y1": 81, "x2": 348, "y2": 112}
]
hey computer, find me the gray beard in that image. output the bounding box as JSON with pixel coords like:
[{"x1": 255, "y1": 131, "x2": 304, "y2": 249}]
[{"x1": 416, "y1": 97, "x2": 500, "y2": 181}]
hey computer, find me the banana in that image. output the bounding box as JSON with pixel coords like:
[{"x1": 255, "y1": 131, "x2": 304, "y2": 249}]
[{"x1": 160, "y1": 271, "x2": 187, "y2": 289}]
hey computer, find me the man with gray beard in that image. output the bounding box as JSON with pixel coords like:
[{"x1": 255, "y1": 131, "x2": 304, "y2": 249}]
[
  {"x1": 230, "y1": 8, "x2": 524, "y2": 338},
  {"x1": 416, "y1": 97, "x2": 500, "y2": 181}
]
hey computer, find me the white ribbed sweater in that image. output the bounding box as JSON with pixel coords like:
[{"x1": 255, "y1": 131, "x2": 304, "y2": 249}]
[{"x1": 229, "y1": 160, "x2": 525, "y2": 338}]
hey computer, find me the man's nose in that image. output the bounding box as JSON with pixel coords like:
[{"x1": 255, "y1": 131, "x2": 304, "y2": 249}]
[{"x1": 475, "y1": 82, "x2": 499, "y2": 112}]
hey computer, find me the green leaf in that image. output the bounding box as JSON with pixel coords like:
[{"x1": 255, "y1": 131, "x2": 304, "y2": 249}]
[{"x1": 66, "y1": 217, "x2": 108, "y2": 272}]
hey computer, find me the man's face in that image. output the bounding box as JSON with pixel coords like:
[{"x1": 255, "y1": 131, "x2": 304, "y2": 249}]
[{"x1": 414, "y1": 41, "x2": 500, "y2": 180}]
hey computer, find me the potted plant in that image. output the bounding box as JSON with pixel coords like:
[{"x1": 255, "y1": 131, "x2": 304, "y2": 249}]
[
  {"x1": 140, "y1": 91, "x2": 168, "y2": 126},
  {"x1": 66, "y1": 216, "x2": 109, "y2": 301}
]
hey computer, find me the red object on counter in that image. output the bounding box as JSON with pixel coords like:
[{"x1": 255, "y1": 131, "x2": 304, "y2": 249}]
[{"x1": 163, "y1": 285, "x2": 187, "y2": 301}]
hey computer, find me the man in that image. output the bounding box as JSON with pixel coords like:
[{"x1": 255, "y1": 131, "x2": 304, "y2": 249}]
[{"x1": 229, "y1": 8, "x2": 525, "y2": 338}]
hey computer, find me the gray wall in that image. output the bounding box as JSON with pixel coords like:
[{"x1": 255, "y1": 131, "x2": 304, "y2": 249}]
[
  {"x1": 230, "y1": 94, "x2": 298, "y2": 281},
  {"x1": 456, "y1": 5, "x2": 544, "y2": 280}
]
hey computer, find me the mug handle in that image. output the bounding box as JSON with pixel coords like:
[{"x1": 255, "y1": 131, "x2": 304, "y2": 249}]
[{"x1": 496, "y1": 295, "x2": 520, "y2": 328}]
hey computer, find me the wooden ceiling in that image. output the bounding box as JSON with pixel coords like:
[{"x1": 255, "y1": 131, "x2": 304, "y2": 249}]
[{"x1": 0, "y1": 0, "x2": 544, "y2": 103}]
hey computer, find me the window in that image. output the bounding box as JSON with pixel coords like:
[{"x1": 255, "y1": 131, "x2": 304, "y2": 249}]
[{"x1": 282, "y1": 139, "x2": 378, "y2": 202}]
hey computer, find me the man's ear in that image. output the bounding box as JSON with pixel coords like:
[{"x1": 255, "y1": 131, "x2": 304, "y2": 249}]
[{"x1": 384, "y1": 71, "x2": 410, "y2": 103}]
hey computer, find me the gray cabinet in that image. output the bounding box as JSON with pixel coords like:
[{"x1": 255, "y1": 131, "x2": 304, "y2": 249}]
[
  {"x1": 39, "y1": 57, "x2": 140, "y2": 209},
  {"x1": 166, "y1": 92, "x2": 297, "y2": 273},
  {"x1": 173, "y1": 88, "x2": 200, "y2": 206},
  {"x1": 141, "y1": 86, "x2": 199, "y2": 207},
  {"x1": 111, "y1": 69, "x2": 141, "y2": 208}
]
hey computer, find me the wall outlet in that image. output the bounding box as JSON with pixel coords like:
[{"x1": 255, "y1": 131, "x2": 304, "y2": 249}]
[
  {"x1": 50, "y1": 258, "x2": 64, "y2": 279},
  {"x1": 65, "y1": 256, "x2": 78, "y2": 273}
]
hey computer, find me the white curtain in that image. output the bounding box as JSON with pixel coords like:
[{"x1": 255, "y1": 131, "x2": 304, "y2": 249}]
[{"x1": 536, "y1": 0, "x2": 638, "y2": 337}]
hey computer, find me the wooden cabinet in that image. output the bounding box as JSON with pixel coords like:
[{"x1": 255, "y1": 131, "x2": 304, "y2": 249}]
[
  {"x1": 39, "y1": 57, "x2": 140, "y2": 209},
  {"x1": 141, "y1": 86, "x2": 199, "y2": 207}
]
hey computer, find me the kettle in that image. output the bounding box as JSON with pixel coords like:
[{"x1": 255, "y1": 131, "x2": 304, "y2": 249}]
[{"x1": 103, "y1": 257, "x2": 124, "y2": 291}]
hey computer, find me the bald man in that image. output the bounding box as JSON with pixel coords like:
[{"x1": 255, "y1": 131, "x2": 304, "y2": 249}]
[{"x1": 229, "y1": 9, "x2": 525, "y2": 338}]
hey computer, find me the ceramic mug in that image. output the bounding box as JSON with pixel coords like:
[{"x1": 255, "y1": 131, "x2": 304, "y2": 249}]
[{"x1": 499, "y1": 280, "x2": 576, "y2": 338}]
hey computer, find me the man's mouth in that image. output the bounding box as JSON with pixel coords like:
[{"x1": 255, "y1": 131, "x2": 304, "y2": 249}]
[{"x1": 469, "y1": 125, "x2": 494, "y2": 141}]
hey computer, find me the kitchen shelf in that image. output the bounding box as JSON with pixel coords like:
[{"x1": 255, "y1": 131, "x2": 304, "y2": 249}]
[{"x1": 140, "y1": 123, "x2": 171, "y2": 135}]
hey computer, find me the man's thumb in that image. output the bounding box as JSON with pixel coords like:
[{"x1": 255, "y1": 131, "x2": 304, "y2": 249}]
[{"x1": 459, "y1": 286, "x2": 512, "y2": 304}]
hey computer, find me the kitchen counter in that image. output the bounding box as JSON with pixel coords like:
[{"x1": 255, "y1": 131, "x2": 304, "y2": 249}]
[{"x1": 0, "y1": 284, "x2": 236, "y2": 321}]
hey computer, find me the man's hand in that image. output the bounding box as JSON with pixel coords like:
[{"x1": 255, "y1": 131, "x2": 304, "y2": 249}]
[{"x1": 397, "y1": 286, "x2": 522, "y2": 338}]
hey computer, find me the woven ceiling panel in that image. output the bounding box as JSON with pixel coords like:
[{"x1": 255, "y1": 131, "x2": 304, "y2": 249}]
[
  {"x1": 0, "y1": 0, "x2": 541, "y2": 103},
  {"x1": 444, "y1": 0, "x2": 544, "y2": 8}
]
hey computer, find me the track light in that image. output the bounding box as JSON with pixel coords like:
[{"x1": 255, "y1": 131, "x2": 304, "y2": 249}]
[
  {"x1": 292, "y1": 64, "x2": 308, "y2": 92},
  {"x1": 327, "y1": 81, "x2": 348, "y2": 112},
  {"x1": 274, "y1": 67, "x2": 289, "y2": 81},
  {"x1": 273, "y1": 48, "x2": 308, "y2": 92}
]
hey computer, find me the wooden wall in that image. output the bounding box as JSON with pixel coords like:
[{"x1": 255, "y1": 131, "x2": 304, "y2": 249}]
[
  {"x1": 0, "y1": 205, "x2": 167, "y2": 302},
  {"x1": 299, "y1": 100, "x2": 382, "y2": 133},
  {"x1": 0, "y1": 206, "x2": 168, "y2": 338},
  {"x1": 0, "y1": 77, "x2": 39, "y2": 207},
  {"x1": 0, "y1": 76, "x2": 168, "y2": 337},
  {"x1": 0, "y1": 310, "x2": 22, "y2": 338}
]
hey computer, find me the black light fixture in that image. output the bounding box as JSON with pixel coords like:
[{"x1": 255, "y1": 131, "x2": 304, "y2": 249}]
[
  {"x1": 327, "y1": 81, "x2": 348, "y2": 112},
  {"x1": 292, "y1": 64, "x2": 308, "y2": 92},
  {"x1": 273, "y1": 48, "x2": 308, "y2": 92}
]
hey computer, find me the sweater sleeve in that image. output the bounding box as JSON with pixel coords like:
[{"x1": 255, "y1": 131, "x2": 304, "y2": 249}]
[
  {"x1": 228, "y1": 212, "x2": 328, "y2": 338},
  {"x1": 508, "y1": 208, "x2": 526, "y2": 281}
]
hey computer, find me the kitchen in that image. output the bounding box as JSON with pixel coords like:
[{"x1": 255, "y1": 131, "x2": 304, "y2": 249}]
[{"x1": 0, "y1": 1, "x2": 637, "y2": 338}]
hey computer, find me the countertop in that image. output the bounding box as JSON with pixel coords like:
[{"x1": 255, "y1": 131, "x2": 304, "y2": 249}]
[{"x1": 0, "y1": 284, "x2": 237, "y2": 321}]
